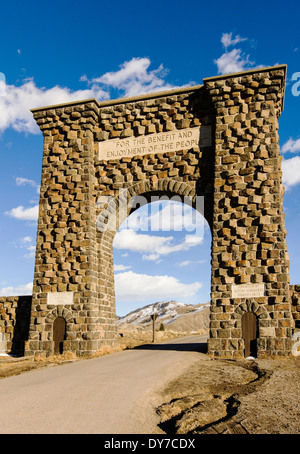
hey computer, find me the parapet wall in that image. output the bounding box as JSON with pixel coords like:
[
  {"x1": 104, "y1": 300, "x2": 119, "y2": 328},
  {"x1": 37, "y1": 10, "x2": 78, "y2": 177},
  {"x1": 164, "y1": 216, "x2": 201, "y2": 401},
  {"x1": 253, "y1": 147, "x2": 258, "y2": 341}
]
[{"x1": 0, "y1": 296, "x2": 32, "y2": 356}]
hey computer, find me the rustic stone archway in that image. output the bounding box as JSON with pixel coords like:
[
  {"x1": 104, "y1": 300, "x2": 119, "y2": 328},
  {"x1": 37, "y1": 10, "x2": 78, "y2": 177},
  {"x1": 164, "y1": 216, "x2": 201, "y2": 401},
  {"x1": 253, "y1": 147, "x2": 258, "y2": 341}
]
[
  {"x1": 25, "y1": 64, "x2": 294, "y2": 358},
  {"x1": 96, "y1": 177, "x2": 208, "y2": 345}
]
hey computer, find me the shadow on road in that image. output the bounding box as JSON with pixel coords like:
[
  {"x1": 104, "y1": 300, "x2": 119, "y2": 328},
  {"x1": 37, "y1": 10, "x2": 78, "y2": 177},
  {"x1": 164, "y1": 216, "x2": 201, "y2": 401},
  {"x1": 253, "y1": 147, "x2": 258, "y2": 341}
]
[{"x1": 133, "y1": 342, "x2": 208, "y2": 354}]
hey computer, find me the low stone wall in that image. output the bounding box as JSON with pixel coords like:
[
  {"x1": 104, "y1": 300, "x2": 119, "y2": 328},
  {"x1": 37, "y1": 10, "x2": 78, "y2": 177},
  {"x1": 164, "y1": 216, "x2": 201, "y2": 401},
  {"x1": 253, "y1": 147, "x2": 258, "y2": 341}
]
[
  {"x1": 0, "y1": 296, "x2": 32, "y2": 356},
  {"x1": 290, "y1": 285, "x2": 300, "y2": 329}
]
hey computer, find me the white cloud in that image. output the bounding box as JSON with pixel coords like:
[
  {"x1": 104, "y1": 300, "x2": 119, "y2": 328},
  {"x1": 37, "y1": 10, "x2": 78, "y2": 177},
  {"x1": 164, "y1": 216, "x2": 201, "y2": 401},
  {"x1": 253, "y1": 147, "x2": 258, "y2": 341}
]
[
  {"x1": 178, "y1": 260, "x2": 191, "y2": 267},
  {"x1": 282, "y1": 156, "x2": 300, "y2": 190},
  {"x1": 122, "y1": 200, "x2": 205, "y2": 237},
  {"x1": 114, "y1": 270, "x2": 201, "y2": 302},
  {"x1": 5, "y1": 204, "x2": 39, "y2": 221},
  {"x1": 178, "y1": 259, "x2": 207, "y2": 267},
  {"x1": 21, "y1": 236, "x2": 32, "y2": 243},
  {"x1": 91, "y1": 57, "x2": 177, "y2": 98},
  {"x1": 23, "y1": 245, "x2": 36, "y2": 259},
  {"x1": 281, "y1": 138, "x2": 300, "y2": 154},
  {"x1": 214, "y1": 32, "x2": 262, "y2": 75},
  {"x1": 114, "y1": 264, "x2": 131, "y2": 271},
  {"x1": 16, "y1": 176, "x2": 40, "y2": 194},
  {"x1": 0, "y1": 78, "x2": 109, "y2": 134},
  {"x1": 0, "y1": 282, "x2": 33, "y2": 297},
  {"x1": 114, "y1": 228, "x2": 172, "y2": 253},
  {"x1": 214, "y1": 48, "x2": 255, "y2": 75},
  {"x1": 142, "y1": 253, "x2": 162, "y2": 263},
  {"x1": 221, "y1": 32, "x2": 247, "y2": 50},
  {"x1": 10, "y1": 236, "x2": 36, "y2": 258},
  {"x1": 113, "y1": 228, "x2": 202, "y2": 262},
  {"x1": 147, "y1": 202, "x2": 203, "y2": 233},
  {"x1": 0, "y1": 57, "x2": 181, "y2": 135}
]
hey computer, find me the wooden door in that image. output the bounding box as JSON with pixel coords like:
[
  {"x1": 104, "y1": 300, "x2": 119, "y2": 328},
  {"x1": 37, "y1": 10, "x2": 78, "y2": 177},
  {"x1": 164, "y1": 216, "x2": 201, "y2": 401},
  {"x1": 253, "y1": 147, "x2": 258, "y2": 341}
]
[
  {"x1": 53, "y1": 317, "x2": 66, "y2": 354},
  {"x1": 241, "y1": 312, "x2": 258, "y2": 358}
]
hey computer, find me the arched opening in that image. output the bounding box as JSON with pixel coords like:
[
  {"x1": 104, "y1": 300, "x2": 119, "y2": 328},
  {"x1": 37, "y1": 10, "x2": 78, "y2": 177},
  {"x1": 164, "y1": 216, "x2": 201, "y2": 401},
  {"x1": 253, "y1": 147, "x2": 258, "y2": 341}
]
[
  {"x1": 112, "y1": 192, "x2": 212, "y2": 335},
  {"x1": 241, "y1": 312, "x2": 258, "y2": 358},
  {"x1": 53, "y1": 317, "x2": 66, "y2": 355}
]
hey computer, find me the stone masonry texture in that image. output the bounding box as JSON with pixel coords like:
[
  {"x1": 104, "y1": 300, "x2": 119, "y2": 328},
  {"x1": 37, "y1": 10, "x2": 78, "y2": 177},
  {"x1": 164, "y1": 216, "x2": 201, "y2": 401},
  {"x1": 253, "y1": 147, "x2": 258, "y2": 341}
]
[
  {"x1": 3, "y1": 64, "x2": 294, "y2": 359},
  {"x1": 0, "y1": 296, "x2": 32, "y2": 355}
]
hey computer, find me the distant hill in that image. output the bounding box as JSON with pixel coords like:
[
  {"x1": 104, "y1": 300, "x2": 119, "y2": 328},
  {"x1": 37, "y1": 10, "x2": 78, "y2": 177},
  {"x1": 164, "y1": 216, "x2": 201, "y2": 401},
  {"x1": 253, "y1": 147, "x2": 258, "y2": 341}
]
[{"x1": 117, "y1": 301, "x2": 210, "y2": 334}]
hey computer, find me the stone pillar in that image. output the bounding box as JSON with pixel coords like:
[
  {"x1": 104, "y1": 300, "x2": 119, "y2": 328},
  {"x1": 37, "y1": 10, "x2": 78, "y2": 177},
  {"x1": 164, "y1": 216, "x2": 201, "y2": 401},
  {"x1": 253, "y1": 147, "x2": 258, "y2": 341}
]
[
  {"x1": 26, "y1": 100, "x2": 117, "y2": 357},
  {"x1": 204, "y1": 65, "x2": 293, "y2": 357}
]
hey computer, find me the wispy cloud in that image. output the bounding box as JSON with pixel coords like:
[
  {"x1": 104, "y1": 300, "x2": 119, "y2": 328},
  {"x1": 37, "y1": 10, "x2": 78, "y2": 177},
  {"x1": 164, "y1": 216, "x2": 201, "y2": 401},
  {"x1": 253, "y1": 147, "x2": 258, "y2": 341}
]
[
  {"x1": 221, "y1": 32, "x2": 248, "y2": 50},
  {"x1": 215, "y1": 32, "x2": 260, "y2": 75},
  {"x1": 0, "y1": 282, "x2": 33, "y2": 297},
  {"x1": 0, "y1": 57, "x2": 180, "y2": 135},
  {"x1": 16, "y1": 176, "x2": 40, "y2": 194},
  {"x1": 0, "y1": 78, "x2": 109, "y2": 134},
  {"x1": 114, "y1": 264, "x2": 131, "y2": 271},
  {"x1": 115, "y1": 270, "x2": 201, "y2": 303},
  {"x1": 215, "y1": 48, "x2": 255, "y2": 75},
  {"x1": 281, "y1": 137, "x2": 300, "y2": 154},
  {"x1": 5, "y1": 177, "x2": 40, "y2": 222},
  {"x1": 89, "y1": 57, "x2": 178, "y2": 98},
  {"x1": 11, "y1": 236, "x2": 36, "y2": 258},
  {"x1": 122, "y1": 200, "x2": 204, "y2": 235},
  {"x1": 178, "y1": 259, "x2": 206, "y2": 267},
  {"x1": 281, "y1": 137, "x2": 300, "y2": 190},
  {"x1": 5, "y1": 204, "x2": 39, "y2": 221},
  {"x1": 113, "y1": 228, "x2": 202, "y2": 262},
  {"x1": 282, "y1": 156, "x2": 300, "y2": 190}
]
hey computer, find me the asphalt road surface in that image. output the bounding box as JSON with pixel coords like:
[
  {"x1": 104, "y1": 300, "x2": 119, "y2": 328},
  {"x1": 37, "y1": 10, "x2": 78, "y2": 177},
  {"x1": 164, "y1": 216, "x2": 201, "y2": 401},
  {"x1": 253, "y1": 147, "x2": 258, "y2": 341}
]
[{"x1": 0, "y1": 335, "x2": 208, "y2": 434}]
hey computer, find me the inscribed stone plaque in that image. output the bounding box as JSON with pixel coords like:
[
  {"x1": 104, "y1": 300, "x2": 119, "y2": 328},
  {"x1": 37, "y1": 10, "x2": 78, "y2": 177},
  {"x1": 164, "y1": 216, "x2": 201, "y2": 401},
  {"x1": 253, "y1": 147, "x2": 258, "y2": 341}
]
[
  {"x1": 98, "y1": 126, "x2": 212, "y2": 161},
  {"x1": 232, "y1": 283, "x2": 265, "y2": 299},
  {"x1": 47, "y1": 292, "x2": 73, "y2": 306}
]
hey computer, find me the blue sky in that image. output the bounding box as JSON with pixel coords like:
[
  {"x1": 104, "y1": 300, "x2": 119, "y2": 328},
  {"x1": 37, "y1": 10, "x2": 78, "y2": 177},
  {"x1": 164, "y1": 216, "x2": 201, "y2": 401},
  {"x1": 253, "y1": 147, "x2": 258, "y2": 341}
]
[{"x1": 0, "y1": 0, "x2": 299, "y2": 316}]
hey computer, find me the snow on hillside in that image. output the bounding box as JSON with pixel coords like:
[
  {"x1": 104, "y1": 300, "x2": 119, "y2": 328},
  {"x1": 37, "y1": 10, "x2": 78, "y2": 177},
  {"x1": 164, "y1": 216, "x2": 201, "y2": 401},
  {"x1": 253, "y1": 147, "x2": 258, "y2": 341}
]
[{"x1": 117, "y1": 301, "x2": 210, "y2": 329}]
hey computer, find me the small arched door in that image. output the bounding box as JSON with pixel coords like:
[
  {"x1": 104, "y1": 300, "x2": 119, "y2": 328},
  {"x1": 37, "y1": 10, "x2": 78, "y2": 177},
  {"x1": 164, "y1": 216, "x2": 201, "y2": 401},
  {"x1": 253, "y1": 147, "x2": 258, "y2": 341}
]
[
  {"x1": 53, "y1": 317, "x2": 66, "y2": 355},
  {"x1": 241, "y1": 312, "x2": 258, "y2": 358}
]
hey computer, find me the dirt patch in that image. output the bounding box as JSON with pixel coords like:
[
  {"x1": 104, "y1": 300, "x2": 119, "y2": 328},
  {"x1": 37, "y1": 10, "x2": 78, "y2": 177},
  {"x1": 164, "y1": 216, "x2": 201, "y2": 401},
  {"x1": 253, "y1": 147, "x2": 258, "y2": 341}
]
[{"x1": 157, "y1": 356, "x2": 300, "y2": 434}]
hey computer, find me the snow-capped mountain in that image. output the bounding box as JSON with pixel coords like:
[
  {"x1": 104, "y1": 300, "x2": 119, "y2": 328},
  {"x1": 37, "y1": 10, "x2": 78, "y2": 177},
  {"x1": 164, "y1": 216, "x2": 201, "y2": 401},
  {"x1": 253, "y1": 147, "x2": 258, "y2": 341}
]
[{"x1": 117, "y1": 301, "x2": 210, "y2": 332}]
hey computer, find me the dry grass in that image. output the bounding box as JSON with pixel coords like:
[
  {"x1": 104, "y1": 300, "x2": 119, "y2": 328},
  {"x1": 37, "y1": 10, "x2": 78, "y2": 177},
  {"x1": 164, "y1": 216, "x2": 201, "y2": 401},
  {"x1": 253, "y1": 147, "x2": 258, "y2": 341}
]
[{"x1": 34, "y1": 350, "x2": 78, "y2": 363}]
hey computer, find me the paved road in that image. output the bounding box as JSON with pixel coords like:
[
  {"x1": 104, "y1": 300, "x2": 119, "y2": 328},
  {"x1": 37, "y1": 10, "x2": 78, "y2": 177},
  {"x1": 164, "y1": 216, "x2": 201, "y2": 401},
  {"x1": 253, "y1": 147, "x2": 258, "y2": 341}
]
[{"x1": 0, "y1": 335, "x2": 208, "y2": 434}]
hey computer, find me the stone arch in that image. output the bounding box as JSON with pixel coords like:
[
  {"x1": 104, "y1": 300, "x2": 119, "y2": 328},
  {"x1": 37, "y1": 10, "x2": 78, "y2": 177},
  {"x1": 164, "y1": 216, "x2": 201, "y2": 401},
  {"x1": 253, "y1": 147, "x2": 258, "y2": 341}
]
[
  {"x1": 96, "y1": 177, "x2": 211, "y2": 344},
  {"x1": 233, "y1": 299, "x2": 269, "y2": 321},
  {"x1": 45, "y1": 307, "x2": 74, "y2": 324},
  {"x1": 25, "y1": 65, "x2": 294, "y2": 358},
  {"x1": 96, "y1": 177, "x2": 206, "y2": 237},
  {"x1": 233, "y1": 299, "x2": 271, "y2": 335}
]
